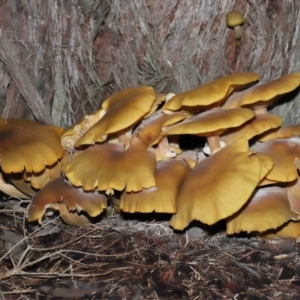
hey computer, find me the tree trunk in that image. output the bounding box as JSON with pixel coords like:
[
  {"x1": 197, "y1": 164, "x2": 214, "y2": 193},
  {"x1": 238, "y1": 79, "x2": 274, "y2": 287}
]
[{"x1": 0, "y1": 0, "x2": 299, "y2": 127}]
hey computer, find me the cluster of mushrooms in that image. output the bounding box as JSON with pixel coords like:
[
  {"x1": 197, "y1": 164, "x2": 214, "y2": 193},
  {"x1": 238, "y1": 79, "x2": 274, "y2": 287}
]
[{"x1": 1, "y1": 72, "x2": 300, "y2": 240}]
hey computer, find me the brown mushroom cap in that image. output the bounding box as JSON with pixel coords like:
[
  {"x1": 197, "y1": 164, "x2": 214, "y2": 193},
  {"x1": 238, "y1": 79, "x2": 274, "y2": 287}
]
[
  {"x1": 221, "y1": 113, "x2": 282, "y2": 145},
  {"x1": 169, "y1": 138, "x2": 262, "y2": 230},
  {"x1": 226, "y1": 186, "x2": 295, "y2": 234},
  {"x1": 252, "y1": 138, "x2": 300, "y2": 183},
  {"x1": 120, "y1": 159, "x2": 190, "y2": 213},
  {"x1": 0, "y1": 118, "x2": 63, "y2": 173},
  {"x1": 65, "y1": 137, "x2": 156, "y2": 194},
  {"x1": 28, "y1": 178, "x2": 107, "y2": 225},
  {"x1": 74, "y1": 86, "x2": 156, "y2": 147},
  {"x1": 222, "y1": 73, "x2": 300, "y2": 110},
  {"x1": 162, "y1": 73, "x2": 259, "y2": 112}
]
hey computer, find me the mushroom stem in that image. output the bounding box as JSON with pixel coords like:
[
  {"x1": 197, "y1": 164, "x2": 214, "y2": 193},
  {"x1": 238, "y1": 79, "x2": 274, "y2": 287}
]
[
  {"x1": 207, "y1": 135, "x2": 221, "y2": 153},
  {"x1": 254, "y1": 106, "x2": 268, "y2": 115},
  {"x1": 234, "y1": 25, "x2": 242, "y2": 40},
  {"x1": 158, "y1": 136, "x2": 176, "y2": 158}
]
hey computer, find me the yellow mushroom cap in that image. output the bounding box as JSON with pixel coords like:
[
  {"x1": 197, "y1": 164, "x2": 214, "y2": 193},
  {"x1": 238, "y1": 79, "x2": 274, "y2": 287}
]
[
  {"x1": 169, "y1": 138, "x2": 262, "y2": 230},
  {"x1": 252, "y1": 138, "x2": 300, "y2": 183},
  {"x1": 163, "y1": 108, "x2": 255, "y2": 136},
  {"x1": 223, "y1": 73, "x2": 300, "y2": 109},
  {"x1": 136, "y1": 111, "x2": 187, "y2": 147},
  {"x1": 65, "y1": 137, "x2": 156, "y2": 193},
  {"x1": 259, "y1": 125, "x2": 300, "y2": 142},
  {"x1": 120, "y1": 159, "x2": 190, "y2": 213},
  {"x1": 162, "y1": 73, "x2": 259, "y2": 112},
  {"x1": 258, "y1": 221, "x2": 300, "y2": 241},
  {"x1": 221, "y1": 113, "x2": 282, "y2": 145},
  {"x1": 0, "y1": 118, "x2": 63, "y2": 173},
  {"x1": 226, "y1": 186, "x2": 294, "y2": 234},
  {"x1": 74, "y1": 86, "x2": 156, "y2": 147},
  {"x1": 226, "y1": 10, "x2": 244, "y2": 27},
  {"x1": 28, "y1": 178, "x2": 107, "y2": 225}
]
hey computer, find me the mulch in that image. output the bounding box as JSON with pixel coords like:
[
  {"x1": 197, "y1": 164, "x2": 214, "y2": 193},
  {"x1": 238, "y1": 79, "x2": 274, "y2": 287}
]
[{"x1": 1, "y1": 199, "x2": 300, "y2": 300}]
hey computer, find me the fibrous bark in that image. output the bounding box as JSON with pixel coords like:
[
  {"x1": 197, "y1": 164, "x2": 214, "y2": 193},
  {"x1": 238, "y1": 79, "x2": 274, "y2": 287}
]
[{"x1": 0, "y1": 1, "x2": 299, "y2": 127}]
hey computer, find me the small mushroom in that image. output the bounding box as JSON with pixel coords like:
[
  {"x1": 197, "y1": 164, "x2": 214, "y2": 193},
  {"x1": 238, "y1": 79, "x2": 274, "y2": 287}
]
[
  {"x1": 28, "y1": 178, "x2": 107, "y2": 226},
  {"x1": 226, "y1": 10, "x2": 245, "y2": 46}
]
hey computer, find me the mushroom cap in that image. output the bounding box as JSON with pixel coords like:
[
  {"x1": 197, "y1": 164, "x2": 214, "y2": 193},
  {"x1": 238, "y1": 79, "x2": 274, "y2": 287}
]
[
  {"x1": 226, "y1": 186, "x2": 294, "y2": 234},
  {"x1": 28, "y1": 178, "x2": 107, "y2": 224},
  {"x1": 258, "y1": 221, "x2": 300, "y2": 240},
  {"x1": 61, "y1": 109, "x2": 105, "y2": 151},
  {"x1": 221, "y1": 113, "x2": 282, "y2": 145},
  {"x1": 226, "y1": 10, "x2": 244, "y2": 27},
  {"x1": 286, "y1": 177, "x2": 300, "y2": 213},
  {"x1": 169, "y1": 138, "x2": 262, "y2": 230},
  {"x1": 250, "y1": 152, "x2": 274, "y2": 182},
  {"x1": 65, "y1": 137, "x2": 157, "y2": 193},
  {"x1": 222, "y1": 73, "x2": 300, "y2": 109},
  {"x1": 74, "y1": 86, "x2": 156, "y2": 147},
  {"x1": 162, "y1": 73, "x2": 259, "y2": 112},
  {"x1": 136, "y1": 111, "x2": 187, "y2": 147},
  {"x1": 0, "y1": 118, "x2": 63, "y2": 173},
  {"x1": 0, "y1": 170, "x2": 30, "y2": 199},
  {"x1": 252, "y1": 138, "x2": 300, "y2": 183},
  {"x1": 120, "y1": 159, "x2": 190, "y2": 213},
  {"x1": 259, "y1": 125, "x2": 300, "y2": 142},
  {"x1": 163, "y1": 108, "x2": 255, "y2": 137}
]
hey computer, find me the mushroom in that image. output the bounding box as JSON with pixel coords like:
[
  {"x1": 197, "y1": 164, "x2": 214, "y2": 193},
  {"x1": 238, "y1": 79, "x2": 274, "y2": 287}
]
[
  {"x1": 226, "y1": 10, "x2": 245, "y2": 46},
  {"x1": 257, "y1": 221, "x2": 300, "y2": 241},
  {"x1": 221, "y1": 113, "x2": 282, "y2": 145},
  {"x1": 74, "y1": 86, "x2": 156, "y2": 147},
  {"x1": 163, "y1": 108, "x2": 255, "y2": 154},
  {"x1": 222, "y1": 73, "x2": 300, "y2": 114},
  {"x1": 0, "y1": 170, "x2": 30, "y2": 199},
  {"x1": 28, "y1": 178, "x2": 107, "y2": 226},
  {"x1": 61, "y1": 109, "x2": 106, "y2": 151},
  {"x1": 120, "y1": 159, "x2": 190, "y2": 213},
  {"x1": 252, "y1": 138, "x2": 300, "y2": 184},
  {"x1": 226, "y1": 186, "x2": 296, "y2": 234},
  {"x1": 169, "y1": 138, "x2": 263, "y2": 230},
  {"x1": 135, "y1": 111, "x2": 187, "y2": 159},
  {"x1": 64, "y1": 136, "x2": 156, "y2": 195},
  {"x1": 162, "y1": 72, "x2": 259, "y2": 113},
  {"x1": 0, "y1": 118, "x2": 64, "y2": 174},
  {"x1": 259, "y1": 124, "x2": 300, "y2": 142}
]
